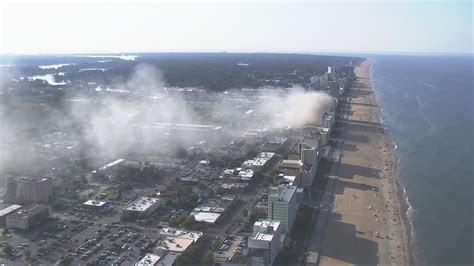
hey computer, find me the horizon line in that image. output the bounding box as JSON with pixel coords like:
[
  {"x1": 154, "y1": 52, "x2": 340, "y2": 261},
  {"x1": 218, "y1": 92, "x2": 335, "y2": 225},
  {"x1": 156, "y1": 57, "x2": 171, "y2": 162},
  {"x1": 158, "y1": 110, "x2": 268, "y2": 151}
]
[{"x1": 0, "y1": 50, "x2": 472, "y2": 57}]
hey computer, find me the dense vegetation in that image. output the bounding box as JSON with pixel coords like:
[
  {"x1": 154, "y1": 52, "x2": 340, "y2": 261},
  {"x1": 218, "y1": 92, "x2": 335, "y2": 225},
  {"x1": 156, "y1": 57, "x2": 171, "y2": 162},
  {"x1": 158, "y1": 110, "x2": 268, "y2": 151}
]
[{"x1": 2, "y1": 53, "x2": 360, "y2": 92}]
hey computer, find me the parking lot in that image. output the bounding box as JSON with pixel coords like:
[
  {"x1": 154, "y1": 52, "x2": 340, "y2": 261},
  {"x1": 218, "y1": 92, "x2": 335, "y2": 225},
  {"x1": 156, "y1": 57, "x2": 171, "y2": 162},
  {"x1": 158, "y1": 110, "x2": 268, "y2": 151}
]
[
  {"x1": 65, "y1": 225, "x2": 161, "y2": 265},
  {"x1": 1, "y1": 217, "x2": 91, "y2": 263}
]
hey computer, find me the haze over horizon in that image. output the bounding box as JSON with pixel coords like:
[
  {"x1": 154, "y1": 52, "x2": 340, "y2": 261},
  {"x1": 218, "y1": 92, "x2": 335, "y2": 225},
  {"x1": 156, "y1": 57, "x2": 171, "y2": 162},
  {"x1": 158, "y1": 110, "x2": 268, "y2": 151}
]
[{"x1": 1, "y1": 0, "x2": 472, "y2": 55}]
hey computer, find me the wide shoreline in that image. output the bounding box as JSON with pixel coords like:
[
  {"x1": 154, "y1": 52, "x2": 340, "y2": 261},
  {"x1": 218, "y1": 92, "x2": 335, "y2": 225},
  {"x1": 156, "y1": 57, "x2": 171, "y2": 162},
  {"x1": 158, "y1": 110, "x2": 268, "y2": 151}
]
[
  {"x1": 319, "y1": 59, "x2": 411, "y2": 265},
  {"x1": 370, "y1": 59, "x2": 415, "y2": 265}
]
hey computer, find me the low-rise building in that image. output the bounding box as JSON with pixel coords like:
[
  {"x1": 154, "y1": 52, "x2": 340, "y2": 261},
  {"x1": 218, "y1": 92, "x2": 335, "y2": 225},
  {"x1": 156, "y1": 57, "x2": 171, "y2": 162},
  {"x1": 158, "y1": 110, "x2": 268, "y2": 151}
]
[
  {"x1": 82, "y1": 200, "x2": 111, "y2": 212},
  {"x1": 0, "y1": 204, "x2": 22, "y2": 226},
  {"x1": 155, "y1": 227, "x2": 203, "y2": 256},
  {"x1": 220, "y1": 182, "x2": 248, "y2": 190},
  {"x1": 242, "y1": 152, "x2": 275, "y2": 170},
  {"x1": 191, "y1": 196, "x2": 235, "y2": 224},
  {"x1": 135, "y1": 253, "x2": 162, "y2": 266},
  {"x1": 6, "y1": 204, "x2": 49, "y2": 230},
  {"x1": 99, "y1": 158, "x2": 125, "y2": 171},
  {"x1": 123, "y1": 197, "x2": 160, "y2": 216},
  {"x1": 135, "y1": 252, "x2": 180, "y2": 266},
  {"x1": 260, "y1": 137, "x2": 288, "y2": 153},
  {"x1": 222, "y1": 168, "x2": 254, "y2": 182},
  {"x1": 248, "y1": 220, "x2": 282, "y2": 266}
]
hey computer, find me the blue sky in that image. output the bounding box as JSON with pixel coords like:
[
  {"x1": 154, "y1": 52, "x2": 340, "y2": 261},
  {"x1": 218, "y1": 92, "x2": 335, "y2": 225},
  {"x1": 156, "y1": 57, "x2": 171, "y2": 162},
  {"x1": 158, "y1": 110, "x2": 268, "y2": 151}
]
[{"x1": 1, "y1": 1, "x2": 472, "y2": 54}]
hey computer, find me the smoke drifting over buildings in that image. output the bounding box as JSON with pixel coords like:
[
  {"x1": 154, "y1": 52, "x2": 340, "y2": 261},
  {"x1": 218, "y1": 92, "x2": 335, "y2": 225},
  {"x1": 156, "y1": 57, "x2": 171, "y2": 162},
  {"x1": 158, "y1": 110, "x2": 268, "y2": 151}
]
[
  {"x1": 261, "y1": 89, "x2": 335, "y2": 128},
  {"x1": 0, "y1": 63, "x2": 335, "y2": 175}
]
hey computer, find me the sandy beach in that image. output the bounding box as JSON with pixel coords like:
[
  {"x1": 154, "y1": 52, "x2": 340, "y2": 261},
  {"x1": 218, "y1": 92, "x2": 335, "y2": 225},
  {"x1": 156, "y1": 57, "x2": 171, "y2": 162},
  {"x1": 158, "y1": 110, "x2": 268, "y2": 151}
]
[{"x1": 320, "y1": 59, "x2": 411, "y2": 265}]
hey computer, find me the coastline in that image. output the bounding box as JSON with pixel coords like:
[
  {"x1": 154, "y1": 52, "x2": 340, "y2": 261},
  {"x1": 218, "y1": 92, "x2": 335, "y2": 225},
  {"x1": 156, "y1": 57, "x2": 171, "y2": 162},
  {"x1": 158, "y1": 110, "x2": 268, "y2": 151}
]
[
  {"x1": 371, "y1": 60, "x2": 415, "y2": 265},
  {"x1": 320, "y1": 59, "x2": 410, "y2": 265}
]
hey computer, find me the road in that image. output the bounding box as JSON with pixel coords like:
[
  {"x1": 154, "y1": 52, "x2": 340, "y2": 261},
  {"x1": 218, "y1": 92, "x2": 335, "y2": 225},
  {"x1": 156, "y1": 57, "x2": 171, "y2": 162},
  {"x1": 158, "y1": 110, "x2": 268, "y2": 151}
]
[{"x1": 305, "y1": 94, "x2": 352, "y2": 266}]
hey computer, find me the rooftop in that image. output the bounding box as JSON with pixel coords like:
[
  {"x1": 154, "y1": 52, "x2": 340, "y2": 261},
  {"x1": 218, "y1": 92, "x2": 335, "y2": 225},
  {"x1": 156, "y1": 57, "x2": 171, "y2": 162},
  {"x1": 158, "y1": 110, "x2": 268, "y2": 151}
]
[
  {"x1": 135, "y1": 253, "x2": 161, "y2": 266},
  {"x1": 280, "y1": 159, "x2": 302, "y2": 168},
  {"x1": 0, "y1": 204, "x2": 22, "y2": 217},
  {"x1": 221, "y1": 182, "x2": 248, "y2": 190},
  {"x1": 191, "y1": 212, "x2": 221, "y2": 224},
  {"x1": 250, "y1": 220, "x2": 281, "y2": 243},
  {"x1": 123, "y1": 197, "x2": 160, "y2": 212},
  {"x1": 156, "y1": 227, "x2": 203, "y2": 253},
  {"x1": 100, "y1": 159, "x2": 125, "y2": 170},
  {"x1": 193, "y1": 197, "x2": 234, "y2": 213},
  {"x1": 223, "y1": 168, "x2": 254, "y2": 181},
  {"x1": 253, "y1": 231, "x2": 274, "y2": 242},
  {"x1": 267, "y1": 137, "x2": 288, "y2": 145},
  {"x1": 156, "y1": 252, "x2": 179, "y2": 266},
  {"x1": 268, "y1": 184, "x2": 297, "y2": 202},
  {"x1": 14, "y1": 176, "x2": 50, "y2": 183},
  {"x1": 83, "y1": 200, "x2": 108, "y2": 207},
  {"x1": 160, "y1": 227, "x2": 203, "y2": 240},
  {"x1": 254, "y1": 219, "x2": 281, "y2": 234},
  {"x1": 242, "y1": 152, "x2": 275, "y2": 168},
  {"x1": 7, "y1": 204, "x2": 48, "y2": 220}
]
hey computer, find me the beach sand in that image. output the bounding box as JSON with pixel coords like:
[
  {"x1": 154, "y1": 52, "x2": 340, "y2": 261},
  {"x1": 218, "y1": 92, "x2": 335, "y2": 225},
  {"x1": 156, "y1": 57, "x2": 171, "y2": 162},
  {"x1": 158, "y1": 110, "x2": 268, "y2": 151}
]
[{"x1": 320, "y1": 59, "x2": 410, "y2": 265}]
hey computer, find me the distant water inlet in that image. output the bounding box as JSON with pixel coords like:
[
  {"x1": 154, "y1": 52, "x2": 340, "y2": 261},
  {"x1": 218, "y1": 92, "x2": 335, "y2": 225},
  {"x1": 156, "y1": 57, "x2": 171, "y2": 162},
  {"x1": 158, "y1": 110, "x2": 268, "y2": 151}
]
[{"x1": 27, "y1": 74, "x2": 69, "y2": 86}]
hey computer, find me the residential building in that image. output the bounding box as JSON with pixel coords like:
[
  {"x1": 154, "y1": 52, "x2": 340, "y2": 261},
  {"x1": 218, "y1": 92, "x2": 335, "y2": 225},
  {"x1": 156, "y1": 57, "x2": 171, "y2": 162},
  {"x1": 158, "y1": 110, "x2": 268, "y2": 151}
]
[
  {"x1": 248, "y1": 220, "x2": 282, "y2": 265},
  {"x1": 328, "y1": 80, "x2": 341, "y2": 97},
  {"x1": 279, "y1": 143, "x2": 319, "y2": 188},
  {"x1": 6, "y1": 204, "x2": 49, "y2": 230},
  {"x1": 4, "y1": 176, "x2": 53, "y2": 203},
  {"x1": 322, "y1": 112, "x2": 334, "y2": 130},
  {"x1": 310, "y1": 72, "x2": 328, "y2": 89},
  {"x1": 267, "y1": 185, "x2": 298, "y2": 233}
]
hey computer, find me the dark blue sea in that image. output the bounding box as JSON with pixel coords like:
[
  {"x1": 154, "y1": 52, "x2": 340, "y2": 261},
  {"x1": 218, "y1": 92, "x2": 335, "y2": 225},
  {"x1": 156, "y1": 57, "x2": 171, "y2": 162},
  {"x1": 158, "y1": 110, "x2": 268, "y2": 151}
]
[{"x1": 370, "y1": 54, "x2": 473, "y2": 265}]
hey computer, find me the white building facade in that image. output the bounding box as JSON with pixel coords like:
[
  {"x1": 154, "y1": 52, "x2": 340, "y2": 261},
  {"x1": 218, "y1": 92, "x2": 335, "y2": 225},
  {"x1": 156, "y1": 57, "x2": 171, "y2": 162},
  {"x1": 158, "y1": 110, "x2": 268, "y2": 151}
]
[{"x1": 248, "y1": 220, "x2": 281, "y2": 266}]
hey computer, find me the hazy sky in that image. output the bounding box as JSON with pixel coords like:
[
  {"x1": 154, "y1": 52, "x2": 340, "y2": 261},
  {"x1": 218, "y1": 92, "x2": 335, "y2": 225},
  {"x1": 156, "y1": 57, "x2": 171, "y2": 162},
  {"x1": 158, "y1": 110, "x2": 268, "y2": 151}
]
[{"x1": 1, "y1": 0, "x2": 472, "y2": 55}]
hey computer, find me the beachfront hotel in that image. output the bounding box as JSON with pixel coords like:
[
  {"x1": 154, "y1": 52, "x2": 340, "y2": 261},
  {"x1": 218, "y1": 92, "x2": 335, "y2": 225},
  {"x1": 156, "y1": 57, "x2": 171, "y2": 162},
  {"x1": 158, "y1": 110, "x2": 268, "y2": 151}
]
[{"x1": 267, "y1": 184, "x2": 298, "y2": 233}]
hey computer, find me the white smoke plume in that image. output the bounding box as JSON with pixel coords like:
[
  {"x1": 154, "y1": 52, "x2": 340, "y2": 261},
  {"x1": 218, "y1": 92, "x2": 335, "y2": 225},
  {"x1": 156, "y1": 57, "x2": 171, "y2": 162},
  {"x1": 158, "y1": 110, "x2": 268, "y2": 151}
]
[
  {"x1": 260, "y1": 89, "x2": 335, "y2": 128},
  {"x1": 1, "y1": 63, "x2": 335, "y2": 174},
  {"x1": 69, "y1": 64, "x2": 199, "y2": 159}
]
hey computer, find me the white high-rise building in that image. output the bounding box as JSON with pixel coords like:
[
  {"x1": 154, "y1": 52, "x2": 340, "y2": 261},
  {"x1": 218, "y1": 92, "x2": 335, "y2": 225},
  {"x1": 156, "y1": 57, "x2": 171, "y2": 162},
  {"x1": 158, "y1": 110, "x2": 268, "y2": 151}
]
[
  {"x1": 248, "y1": 220, "x2": 282, "y2": 266},
  {"x1": 322, "y1": 112, "x2": 334, "y2": 134}
]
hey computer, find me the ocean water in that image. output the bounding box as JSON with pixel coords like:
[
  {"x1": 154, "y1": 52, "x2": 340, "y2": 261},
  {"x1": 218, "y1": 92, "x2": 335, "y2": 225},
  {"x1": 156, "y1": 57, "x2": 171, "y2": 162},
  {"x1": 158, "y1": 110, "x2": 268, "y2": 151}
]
[{"x1": 370, "y1": 55, "x2": 473, "y2": 265}]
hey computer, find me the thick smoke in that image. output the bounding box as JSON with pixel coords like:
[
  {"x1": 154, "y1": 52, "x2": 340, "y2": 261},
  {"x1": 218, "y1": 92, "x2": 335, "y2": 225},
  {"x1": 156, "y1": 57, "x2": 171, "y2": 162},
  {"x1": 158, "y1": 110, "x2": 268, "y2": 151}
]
[
  {"x1": 1, "y1": 63, "x2": 335, "y2": 174},
  {"x1": 119, "y1": 64, "x2": 165, "y2": 94},
  {"x1": 69, "y1": 64, "x2": 199, "y2": 158},
  {"x1": 260, "y1": 88, "x2": 335, "y2": 128}
]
